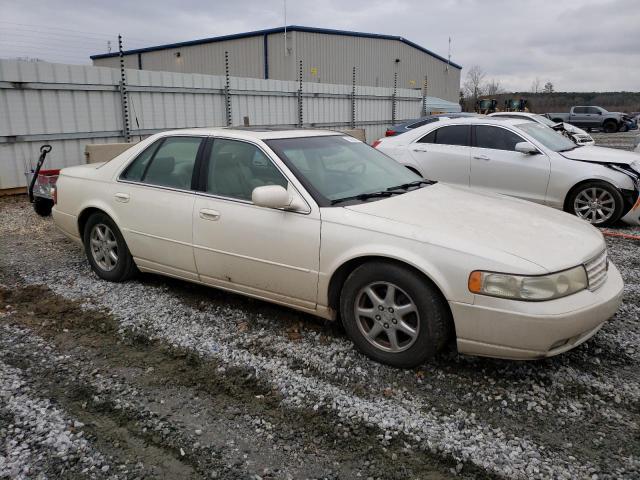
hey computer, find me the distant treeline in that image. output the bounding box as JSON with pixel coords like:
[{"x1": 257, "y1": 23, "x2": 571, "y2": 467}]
[{"x1": 477, "y1": 92, "x2": 640, "y2": 114}]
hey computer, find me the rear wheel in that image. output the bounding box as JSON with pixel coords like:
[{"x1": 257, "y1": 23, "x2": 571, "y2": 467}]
[
  {"x1": 566, "y1": 181, "x2": 624, "y2": 227},
  {"x1": 83, "y1": 213, "x2": 137, "y2": 281},
  {"x1": 340, "y1": 262, "x2": 451, "y2": 368},
  {"x1": 33, "y1": 197, "x2": 53, "y2": 217}
]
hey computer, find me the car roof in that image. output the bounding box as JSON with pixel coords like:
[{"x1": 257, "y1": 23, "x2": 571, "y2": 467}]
[
  {"x1": 425, "y1": 117, "x2": 530, "y2": 127},
  {"x1": 490, "y1": 112, "x2": 538, "y2": 118},
  {"x1": 155, "y1": 127, "x2": 343, "y2": 141}
]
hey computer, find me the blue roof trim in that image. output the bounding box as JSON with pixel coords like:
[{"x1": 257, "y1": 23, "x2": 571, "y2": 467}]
[{"x1": 90, "y1": 25, "x2": 462, "y2": 70}]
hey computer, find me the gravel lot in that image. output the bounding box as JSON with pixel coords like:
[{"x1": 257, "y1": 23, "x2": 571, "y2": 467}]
[{"x1": 1, "y1": 187, "x2": 639, "y2": 478}]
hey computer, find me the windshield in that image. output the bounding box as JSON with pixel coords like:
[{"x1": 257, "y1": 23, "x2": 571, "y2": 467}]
[
  {"x1": 265, "y1": 135, "x2": 422, "y2": 206},
  {"x1": 533, "y1": 115, "x2": 558, "y2": 127},
  {"x1": 516, "y1": 122, "x2": 577, "y2": 152}
]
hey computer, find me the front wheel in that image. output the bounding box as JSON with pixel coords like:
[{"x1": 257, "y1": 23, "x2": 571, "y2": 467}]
[
  {"x1": 340, "y1": 262, "x2": 451, "y2": 368},
  {"x1": 567, "y1": 181, "x2": 624, "y2": 227},
  {"x1": 83, "y1": 213, "x2": 137, "y2": 282},
  {"x1": 603, "y1": 120, "x2": 618, "y2": 133}
]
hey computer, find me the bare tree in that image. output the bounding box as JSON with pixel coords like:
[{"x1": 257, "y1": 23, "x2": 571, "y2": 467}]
[
  {"x1": 485, "y1": 78, "x2": 503, "y2": 96},
  {"x1": 463, "y1": 65, "x2": 486, "y2": 105},
  {"x1": 543, "y1": 81, "x2": 554, "y2": 94},
  {"x1": 531, "y1": 77, "x2": 542, "y2": 94}
]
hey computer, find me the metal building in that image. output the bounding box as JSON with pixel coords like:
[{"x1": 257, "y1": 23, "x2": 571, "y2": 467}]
[{"x1": 91, "y1": 26, "x2": 462, "y2": 103}]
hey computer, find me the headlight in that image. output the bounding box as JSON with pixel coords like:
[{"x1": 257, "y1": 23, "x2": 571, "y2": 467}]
[{"x1": 468, "y1": 265, "x2": 588, "y2": 301}]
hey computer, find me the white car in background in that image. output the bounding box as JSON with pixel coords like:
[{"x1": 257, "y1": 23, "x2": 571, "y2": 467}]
[
  {"x1": 489, "y1": 111, "x2": 595, "y2": 146},
  {"x1": 375, "y1": 117, "x2": 640, "y2": 227},
  {"x1": 52, "y1": 128, "x2": 622, "y2": 367}
]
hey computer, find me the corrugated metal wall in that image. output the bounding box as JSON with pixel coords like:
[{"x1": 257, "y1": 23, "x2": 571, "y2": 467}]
[
  {"x1": 1, "y1": 59, "x2": 459, "y2": 190},
  {"x1": 93, "y1": 31, "x2": 460, "y2": 101}
]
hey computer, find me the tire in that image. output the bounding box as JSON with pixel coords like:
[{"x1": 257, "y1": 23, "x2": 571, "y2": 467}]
[
  {"x1": 566, "y1": 181, "x2": 624, "y2": 227},
  {"x1": 33, "y1": 197, "x2": 53, "y2": 217},
  {"x1": 83, "y1": 212, "x2": 137, "y2": 282},
  {"x1": 603, "y1": 120, "x2": 618, "y2": 133},
  {"x1": 339, "y1": 261, "x2": 451, "y2": 368}
]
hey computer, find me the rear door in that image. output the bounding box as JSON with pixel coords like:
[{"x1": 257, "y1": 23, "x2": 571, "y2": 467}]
[
  {"x1": 113, "y1": 135, "x2": 204, "y2": 280},
  {"x1": 469, "y1": 125, "x2": 550, "y2": 204},
  {"x1": 570, "y1": 107, "x2": 593, "y2": 128},
  {"x1": 408, "y1": 124, "x2": 471, "y2": 186}
]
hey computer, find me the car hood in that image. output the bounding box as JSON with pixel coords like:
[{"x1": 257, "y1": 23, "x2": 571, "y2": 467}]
[
  {"x1": 343, "y1": 184, "x2": 604, "y2": 273},
  {"x1": 560, "y1": 145, "x2": 639, "y2": 165},
  {"x1": 561, "y1": 123, "x2": 589, "y2": 136}
]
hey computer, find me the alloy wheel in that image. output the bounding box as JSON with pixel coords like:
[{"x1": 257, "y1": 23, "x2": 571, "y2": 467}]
[
  {"x1": 573, "y1": 187, "x2": 616, "y2": 225},
  {"x1": 354, "y1": 282, "x2": 420, "y2": 353},
  {"x1": 90, "y1": 223, "x2": 119, "y2": 271}
]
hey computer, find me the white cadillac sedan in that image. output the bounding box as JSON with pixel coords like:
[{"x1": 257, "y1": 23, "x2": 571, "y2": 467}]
[
  {"x1": 52, "y1": 128, "x2": 623, "y2": 367},
  {"x1": 375, "y1": 117, "x2": 640, "y2": 227}
]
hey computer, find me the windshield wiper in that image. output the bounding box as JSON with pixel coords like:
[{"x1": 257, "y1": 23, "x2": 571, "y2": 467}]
[
  {"x1": 330, "y1": 190, "x2": 397, "y2": 205},
  {"x1": 385, "y1": 179, "x2": 434, "y2": 192},
  {"x1": 559, "y1": 145, "x2": 580, "y2": 152}
]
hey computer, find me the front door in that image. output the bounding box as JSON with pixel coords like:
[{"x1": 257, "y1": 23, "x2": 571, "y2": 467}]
[
  {"x1": 469, "y1": 125, "x2": 550, "y2": 204},
  {"x1": 192, "y1": 137, "x2": 321, "y2": 310}
]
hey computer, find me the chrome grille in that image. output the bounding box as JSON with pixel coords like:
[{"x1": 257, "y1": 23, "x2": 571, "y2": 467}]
[{"x1": 585, "y1": 249, "x2": 608, "y2": 291}]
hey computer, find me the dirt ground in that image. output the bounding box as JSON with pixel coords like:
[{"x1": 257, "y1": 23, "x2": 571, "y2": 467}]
[{"x1": 1, "y1": 187, "x2": 639, "y2": 478}]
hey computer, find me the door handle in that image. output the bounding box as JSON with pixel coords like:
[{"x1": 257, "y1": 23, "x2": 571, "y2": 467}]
[
  {"x1": 473, "y1": 155, "x2": 490, "y2": 161},
  {"x1": 199, "y1": 208, "x2": 221, "y2": 221},
  {"x1": 114, "y1": 193, "x2": 130, "y2": 203},
  {"x1": 412, "y1": 145, "x2": 428, "y2": 152}
]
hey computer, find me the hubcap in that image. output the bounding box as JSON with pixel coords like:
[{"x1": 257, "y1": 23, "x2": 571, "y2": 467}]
[
  {"x1": 574, "y1": 187, "x2": 615, "y2": 225},
  {"x1": 90, "y1": 224, "x2": 119, "y2": 271},
  {"x1": 354, "y1": 282, "x2": 420, "y2": 353}
]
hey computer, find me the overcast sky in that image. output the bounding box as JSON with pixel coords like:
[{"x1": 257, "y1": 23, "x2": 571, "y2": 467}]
[{"x1": 1, "y1": 0, "x2": 638, "y2": 92}]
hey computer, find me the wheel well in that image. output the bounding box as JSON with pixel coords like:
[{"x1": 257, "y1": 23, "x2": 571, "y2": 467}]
[
  {"x1": 327, "y1": 256, "x2": 455, "y2": 334},
  {"x1": 77, "y1": 207, "x2": 107, "y2": 242}
]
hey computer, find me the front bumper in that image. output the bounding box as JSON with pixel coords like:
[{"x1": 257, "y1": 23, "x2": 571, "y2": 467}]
[
  {"x1": 621, "y1": 191, "x2": 640, "y2": 225},
  {"x1": 450, "y1": 262, "x2": 624, "y2": 360}
]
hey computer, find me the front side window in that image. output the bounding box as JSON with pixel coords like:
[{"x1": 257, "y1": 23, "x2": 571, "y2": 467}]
[
  {"x1": 266, "y1": 135, "x2": 420, "y2": 205},
  {"x1": 474, "y1": 126, "x2": 524, "y2": 151},
  {"x1": 121, "y1": 136, "x2": 202, "y2": 189},
  {"x1": 142, "y1": 137, "x2": 202, "y2": 189},
  {"x1": 206, "y1": 139, "x2": 287, "y2": 201},
  {"x1": 586, "y1": 107, "x2": 601, "y2": 114}
]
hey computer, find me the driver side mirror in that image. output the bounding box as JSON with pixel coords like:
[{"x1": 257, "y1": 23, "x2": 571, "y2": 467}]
[{"x1": 515, "y1": 142, "x2": 539, "y2": 155}]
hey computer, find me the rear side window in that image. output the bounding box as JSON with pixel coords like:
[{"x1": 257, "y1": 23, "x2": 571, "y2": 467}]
[
  {"x1": 475, "y1": 126, "x2": 524, "y2": 151},
  {"x1": 417, "y1": 130, "x2": 437, "y2": 143},
  {"x1": 121, "y1": 141, "x2": 160, "y2": 181},
  {"x1": 573, "y1": 107, "x2": 587, "y2": 114},
  {"x1": 418, "y1": 126, "x2": 471, "y2": 146}
]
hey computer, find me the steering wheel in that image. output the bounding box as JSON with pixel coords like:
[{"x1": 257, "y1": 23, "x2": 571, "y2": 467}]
[{"x1": 347, "y1": 162, "x2": 366, "y2": 174}]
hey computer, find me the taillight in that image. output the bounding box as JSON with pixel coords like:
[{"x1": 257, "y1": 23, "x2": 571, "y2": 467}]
[
  {"x1": 372, "y1": 139, "x2": 382, "y2": 148},
  {"x1": 385, "y1": 129, "x2": 397, "y2": 137},
  {"x1": 52, "y1": 187, "x2": 57, "y2": 205}
]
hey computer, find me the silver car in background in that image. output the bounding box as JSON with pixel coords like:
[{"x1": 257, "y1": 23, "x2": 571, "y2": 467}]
[{"x1": 489, "y1": 112, "x2": 595, "y2": 145}]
